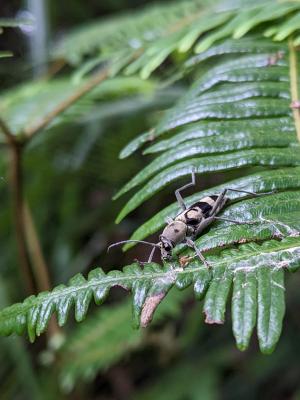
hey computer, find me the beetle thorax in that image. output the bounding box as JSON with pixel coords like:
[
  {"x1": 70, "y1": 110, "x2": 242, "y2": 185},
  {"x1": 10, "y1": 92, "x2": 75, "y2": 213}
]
[{"x1": 160, "y1": 220, "x2": 187, "y2": 245}]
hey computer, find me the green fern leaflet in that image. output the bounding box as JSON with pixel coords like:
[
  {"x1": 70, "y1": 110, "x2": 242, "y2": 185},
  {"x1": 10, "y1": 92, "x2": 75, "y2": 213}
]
[{"x1": 1, "y1": 0, "x2": 300, "y2": 355}]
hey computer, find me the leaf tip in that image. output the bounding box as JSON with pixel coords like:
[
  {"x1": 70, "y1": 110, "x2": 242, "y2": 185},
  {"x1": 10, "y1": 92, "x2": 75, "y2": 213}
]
[
  {"x1": 259, "y1": 345, "x2": 276, "y2": 356},
  {"x1": 236, "y1": 341, "x2": 249, "y2": 352},
  {"x1": 140, "y1": 293, "x2": 166, "y2": 328},
  {"x1": 204, "y1": 313, "x2": 224, "y2": 325}
]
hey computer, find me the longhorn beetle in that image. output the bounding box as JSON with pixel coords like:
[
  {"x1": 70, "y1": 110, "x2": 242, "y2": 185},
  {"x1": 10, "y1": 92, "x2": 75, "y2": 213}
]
[{"x1": 108, "y1": 170, "x2": 273, "y2": 267}]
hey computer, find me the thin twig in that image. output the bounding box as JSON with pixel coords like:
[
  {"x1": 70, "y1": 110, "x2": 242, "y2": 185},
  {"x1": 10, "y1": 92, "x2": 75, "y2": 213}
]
[
  {"x1": 22, "y1": 4, "x2": 208, "y2": 143},
  {"x1": 9, "y1": 142, "x2": 35, "y2": 294},
  {"x1": 0, "y1": 117, "x2": 16, "y2": 145},
  {"x1": 0, "y1": 118, "x2": 34, "y2": 293},
  {"x1": 24, "y1": 66, "x2": 110, "y2": 141},
  {"x1": 23, "y1": 202, "x2": 52, "y2": 292},
  {"x1": 23, "y1": 202, "x2": 61, "y2": 338}
]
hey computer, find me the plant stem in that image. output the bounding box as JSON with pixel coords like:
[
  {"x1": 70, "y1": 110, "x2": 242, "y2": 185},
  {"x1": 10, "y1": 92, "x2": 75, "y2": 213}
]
[
  {"x1": 10, "y1": 142, "x2": 35, "y2": 294},
  {"x1": 0, "y1": 117, "x2": 16, "y2": 145},
  {"x1": 0, "y1": 118, "x2": 34, "y2": 293},
  {"x1": 288, "y1": 39, "x2": 300, "y2": 141},
  {"x1": 24, "y1": 66, "x2": 110, "y2": 141},
  {"x1": 23, "y1": 202, "x2": 61, "y2": 337},
  {"x1": 23, "y1": 201, "x2": 52, "y2": 292}
]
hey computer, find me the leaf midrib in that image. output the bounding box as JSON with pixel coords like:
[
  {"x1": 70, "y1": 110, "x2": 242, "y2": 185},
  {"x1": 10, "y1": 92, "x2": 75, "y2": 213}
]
[{"x1": 1, "y1": 238, "x2": 299, "y2": 322}]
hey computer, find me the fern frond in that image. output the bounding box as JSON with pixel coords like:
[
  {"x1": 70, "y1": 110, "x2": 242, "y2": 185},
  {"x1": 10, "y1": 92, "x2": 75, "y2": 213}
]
[
  {"x1": 52, "y1": 0, "x2": 207, "y2": 65},
  {"x1": 116, "y1": 37, "x2": 299, "y2": 220},
  {"x1": 133, "y1": 360, "x2": 218, "y2": 400},
  {"x1": 52, "y1": 0, "x2": 300, "y2": 80},
  {"x1": 103, "y1": 32, "x2": 300, "y2": 354},
  {"x1": 0, "y1": 77, "x2": 155, "y2": 138},
  {"x1": 116, "y1": 152, "x2": 300, "y2": 223},
  {"x1": 1, "y1": 237, "x2": 299, "y2": 353},
  {"x1": 120, "y1": 40, "x2": 291, "y2": 157},
  {"x1": 59, "y1": 301, "x2": 141, "y2": 391},
  {"x1": 122, "y1": 167, "x2": 300, "y2": 250},
  {"x1": 1, "y1": 0, "x2": 300, "y2": 357},
  {"x1": 59, "y1": 288, "x2": 186, "y2": 391},
  {"x1": 0, "y1": 263, "x2": 176, "y2": 342}
]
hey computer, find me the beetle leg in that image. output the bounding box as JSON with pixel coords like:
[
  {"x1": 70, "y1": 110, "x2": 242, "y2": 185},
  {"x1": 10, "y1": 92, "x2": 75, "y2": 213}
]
[
  {"x1": 223, "y1": 187, "x2": 274, "y2": 197},
  {"x1": 214, "y1": 216, "x2": 257, "y2": 225},
  {"x1": 185, "y1": 237, "x2": 210, "y2": 268},
  {"x1": 209, "y1": 190, "x2": 228, "y2": 216},
  {"x1": 194, "y1": 216, "x2": 215, "y2": 236},
  {"x1": 175, "y1": 169, "x2": 196, "y2": 211},
  {"x1": 147, "y1": 245, "x2": 157, "y2": 263},
  {"x1": 209, "y1": 187, "x2": 274, "y2": 216},
  {"x1": 133, "y1": 244, "x2": 159, "y2": 266}
]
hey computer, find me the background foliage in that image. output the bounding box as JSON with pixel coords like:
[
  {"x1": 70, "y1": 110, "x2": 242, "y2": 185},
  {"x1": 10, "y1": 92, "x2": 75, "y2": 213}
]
[{"x1": 1, "y1": 0, "x2": 300, "y2": 399}]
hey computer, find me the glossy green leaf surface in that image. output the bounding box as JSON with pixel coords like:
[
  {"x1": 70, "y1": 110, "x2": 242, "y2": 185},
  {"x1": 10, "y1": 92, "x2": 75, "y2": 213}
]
[
  {"x1": 1, "y1": 237, "x2": 299, "y2": 354},
  {"x1": 108, "y1": 26, "x2": 300, "y2": 356},
  {"x1": 116, "y1": 149, "x2": 300, "y2": 222},
  {"x1": 0, "y1": 77, "x2": 154, "y2": 136},
  {"x1": 115, "y1": 133, "x2": 296, "y2": 198},
  {"x1": 125, "y1": 167, "x2": 300, "y2": 249},
  {"x1": 232, "y1": 269, "x2": 257, "y2": 351},
  {"x1": 52, "y1": 0, "x2": 300, "y2": 80},
  {"x1": 2, "y1": 0, "x2": 300, "y2": 358},
  {"x1": 59, "y1": 288, "x2": 187, "y2": 390},
  {"x1": 144, "y1": 117, "x2": 295, "y2": 154},
  {"x1": 256, "y1": 267, "x2": 285, "y2": 354}
]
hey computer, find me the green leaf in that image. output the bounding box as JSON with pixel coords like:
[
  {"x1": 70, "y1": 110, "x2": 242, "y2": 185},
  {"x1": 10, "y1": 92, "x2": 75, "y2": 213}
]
[
  {"x1": 203, "y1": 265, "x2": 232, "y2": 324},
  {"x1": 52, "y1": 0, "x2": 300, "y2": 80},
  {"x1": 2, "y1": 0, "x2": 300, "y2": 358},
  {"x1": 125, "y1": 167, "x2": 300, "y2": 250},
  {"x1": 0, "y1": 237, "x2": 299, "y2": 355},
  {"x1": 232, "y1": 270, "x2": 257, "y2": 351},
  {"x1": 119, "y1": 38, "x2": 292, "y2": 158},
  {"x1": 115, "y1": 132, "x2": 295, "y2": 199},
  {"x1": 185, "y1": 36, "x2": 285, "y2": 68},
  {"x1": 116, "y1": 150, "x2": 300, "y2": 222},
  {"x1": 257, "y1": 267, "x2": 285, "y2": 354},
  {"x1": 194, "y1": 8, "x2": 263, "y2": 53},
  {"x1": 268, "y1": 13, "x2": 300, "y2": 41},
  {"x1": 233, "y1": 2, "x2": 300, "y2": 39},
  {"x1": 177, "y1": 11, "x2": 232, "y2": 53},
  {"x1": 0, "y1": 77, "x2": 155, "y2": 137},
  {"x1": 107, "y1": 30, "x2": 300, "y2": 356},
  {"x1": 51, "y1": 0, "x2": 206, "y2": 65},
  {"x1": 59, "y1": 301, "x2": 142, "y2": 392},
  {"x1": 59, "y1": 288, "x2": 187, "y2": 391},
  {"x1": 144, "y1": 117, "x2": 294, "y2": 155}
]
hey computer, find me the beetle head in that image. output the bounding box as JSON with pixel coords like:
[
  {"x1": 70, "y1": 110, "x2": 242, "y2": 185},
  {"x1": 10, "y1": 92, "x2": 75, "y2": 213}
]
[
  {"x1": 159, "y1": 220, "x2": 187, "y2": 260},
  {"x1": 158, "y1": 236, "x2": 174, "y2": 260}
]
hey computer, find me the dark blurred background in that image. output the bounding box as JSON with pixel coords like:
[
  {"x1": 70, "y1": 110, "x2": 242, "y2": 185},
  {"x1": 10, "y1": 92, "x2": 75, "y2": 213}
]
[{"x1": 1, "y1": 1, "x2": 300, "y2": 399}]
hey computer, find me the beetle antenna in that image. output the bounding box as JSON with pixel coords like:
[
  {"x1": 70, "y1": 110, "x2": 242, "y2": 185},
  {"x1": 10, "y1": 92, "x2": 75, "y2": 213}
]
[{"x1": 107, "y1": 240, "x2": 160, "y2": 252}]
